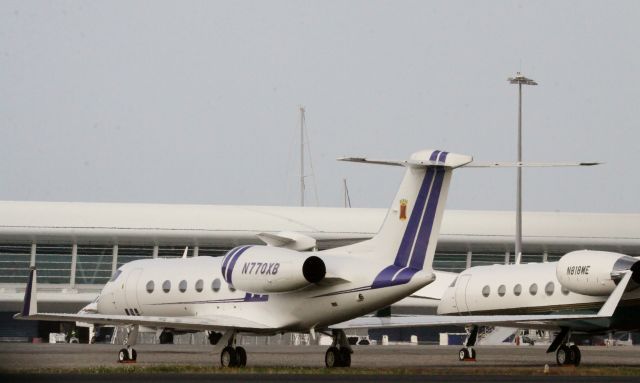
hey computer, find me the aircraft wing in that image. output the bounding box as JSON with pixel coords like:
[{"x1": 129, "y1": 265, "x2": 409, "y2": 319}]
[
  {"x1": 330, "y1": 313, "x2": 611, "y2": 332},
  {"x1": 14, "y1": 268, "x2": 272, "y2": 332},
  {"x1": 14, "y1": 312, "x2": 271, "y2": 332}
]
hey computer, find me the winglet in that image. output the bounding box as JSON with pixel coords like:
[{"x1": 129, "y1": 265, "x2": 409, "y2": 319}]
[
  {"x1": 20, "y1": 267, "x2": 38, "y2": 317},
  {"x1": 597, "y1": 271, "x2": 632, "y2": 317}
]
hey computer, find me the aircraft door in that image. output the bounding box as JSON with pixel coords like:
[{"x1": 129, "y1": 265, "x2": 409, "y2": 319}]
[
  {"x1": 454, "y1": 274, "x2": 471, "y2": 314},
  {"x1": 124, "y1": 268, "x2": 143, "y2": 312}
]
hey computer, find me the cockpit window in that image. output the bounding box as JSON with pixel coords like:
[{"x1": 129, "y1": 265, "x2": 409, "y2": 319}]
[{"x1": 109, "y1": 269, "x2": 123, "y2": 282}]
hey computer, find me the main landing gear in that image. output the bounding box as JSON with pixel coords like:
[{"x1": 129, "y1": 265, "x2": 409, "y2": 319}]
[
  {"x1": 547, "y1": 327, "x2": 581, "y2": 366},
  {"x1": 555, "y1": 344, "x2": 581, "y2": 366},
  {"x1": 218, "y1": 331, "x2": 247, "y2": 368},
  {"x1": 324, "y1": 329, "x2": 353, "y2": 368},
  {"x1": 458, "y1": 325, "x2": 478, "y2": 362},
  {"x1": 117, "y1": 325, "x2": 139, "y2": 363}
]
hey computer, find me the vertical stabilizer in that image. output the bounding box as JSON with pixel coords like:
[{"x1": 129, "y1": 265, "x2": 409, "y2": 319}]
[
  {"x1": 340, "y1": 150, "x2": 471, "y2": 288},
  {"x1": 21, "y1": 267, "x2": 37, "y2": 316}
]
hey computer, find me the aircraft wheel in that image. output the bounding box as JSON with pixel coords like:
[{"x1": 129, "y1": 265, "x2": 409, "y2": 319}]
[
  {"x1": 130, "y1": 348, "x2": 137, "y2": 361},
  {"x1": 159, "y1": 331, "x2": 174, "y2": 344},
  {"x1": 339, "y1": 348, "x2": 351, "y2": 367},
  {"x1": 118, "y1": 348, "x2": 129, "y2": 363},
  {"x1": 221, "y1": 346, "x2": 238, "y2": 367},
  {"x1": 325, "y1": 346, "x2": 340, "y2": 368},
  {"x1": 236, "y1": 346, "x2": 247, "y2": 367},
  {"x1": 556, "y1": 345, "x2": 572, "y2": 365},
  {"x1": 458, "y1": 348, "x2": 469, "y2": 361},
  {"x1": 468, "y1": 347, "x2": 476, "y2": 359},
  {"x1": 569, "y1": 345, "x2": 581, "y2": 366}
]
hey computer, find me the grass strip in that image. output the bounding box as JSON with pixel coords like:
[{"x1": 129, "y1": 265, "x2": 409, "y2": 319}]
[{"x1": 2, "y1": 365, "x2": 640, "y2": 376}]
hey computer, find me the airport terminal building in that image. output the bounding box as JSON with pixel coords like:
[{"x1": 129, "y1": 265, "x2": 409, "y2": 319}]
[{"x1": 1, "y1": 201, "x2": 639, "y2": 343}]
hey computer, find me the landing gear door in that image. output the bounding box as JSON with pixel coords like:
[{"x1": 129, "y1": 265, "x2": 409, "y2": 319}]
[
  {"x1": 125, "y1": 268, "x2": 143, "y2": 311},
  {"x1": 455, "y1": 274, "x2": 471, "y2": 314}
]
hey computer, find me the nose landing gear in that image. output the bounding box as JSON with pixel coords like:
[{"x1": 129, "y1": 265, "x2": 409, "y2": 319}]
[
  {"x1": 458, "y1": 325, "x2": 478, "y2": 362},
  {"x1": 117, "y1": 325, "x2": 139, "y2": 363}
]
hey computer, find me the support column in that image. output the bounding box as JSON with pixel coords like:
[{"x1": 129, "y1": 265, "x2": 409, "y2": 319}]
[
  {"x1": 504, "y1": 251, "x2": 510, "y2": 265},
  {"x1": 152, "y1": 245, "x2": 159, "y2": 259},
  {"x1": 542, "y1": 251, "x2": 548, "y2": 263},
  {"x1": 112, "y1": 244, "x2": 119, "y2": 275},
  {"x1": 193, "y1": 246, "x2": 199, "y2": 257},
  {"x1": 70, "y1": 243, "x2": 78, "y2": 288},
  {"x1": 30, "y1": 243, "x2": 37, "y2": 267},
  {"x1": 465, "y1": 251, "x2": 472, "y2": 269}
]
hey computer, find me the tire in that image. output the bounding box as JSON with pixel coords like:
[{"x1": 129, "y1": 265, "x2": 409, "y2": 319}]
[
  {"x1": 159, "y1": 332, "x2": 174, "y2": 344},
  {"x1": 339, "y1": 348, "x2": 351, "y2": 367},
  {"x1": 569, "y1": 345, "x2": 581, "y2": 366},
  {"x1": 556, "y1": 345, "x2": 571, "y2": 365},
  {"x1": 221, "y1": 346, "x2": 238, "y2": 367},
  {"x1": 118, "y1": 348, "x2": 128, "y2": 363},
  {"x1": 235, "y1": 346, "x2": 247, "y2": 367},
  {"x1": 325, "y1": 347, "x2": 340, "y2": 368},
  {"x1": 458, "y1": 348, "x2": 469, "y2": 361}
]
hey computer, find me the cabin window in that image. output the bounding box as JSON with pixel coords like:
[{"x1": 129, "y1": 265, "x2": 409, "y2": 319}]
[
  {"x1": 482, "y1": 285, "x2": 490, "y2": 297},
  {"x1": 498, "y1": 285, "x2": 506, "y2": 297},
  {"x1": 162, "y1": 280, "x2": 171, "y2": 293},
  {"x1": 179, "y1": 280, "x2": 187, "y2": 293},
  {"x1": 195, "y1": 279, "x2": 204, "y2": 292},
  {"x1": 529, "y1": 283, "x2": 538, "y2": 296},
  {"x1": 513, "y1": 284, "x2": 522, "y2": 296},
  {"x1": 561, "y1": 286, "x2": 570, "y2": 295},
  {"x1": 545, "y1": 282, "x2": 555, "y2": 296},
  {"x1": 211, "y1": 278, "x2": 221, "y2": 292},
  {"x1": 146, "y1": 280, "x2": 154, "y2": 294}
]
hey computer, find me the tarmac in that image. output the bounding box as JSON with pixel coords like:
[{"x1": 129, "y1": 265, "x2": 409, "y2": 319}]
[{"x1": 1, "y1": 343, "x2": 640, "y2": 382}]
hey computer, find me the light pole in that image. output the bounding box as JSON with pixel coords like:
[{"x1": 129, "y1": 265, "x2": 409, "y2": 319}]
[{"x1": 508, "y1": 73, "x2": 537, "y2": 263}]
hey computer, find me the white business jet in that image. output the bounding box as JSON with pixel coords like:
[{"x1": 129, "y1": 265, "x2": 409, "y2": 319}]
[
  {"x1": 337, "y1": 249, "x2": 637, "y2": 367},
  {"x1": 16, "y1": 149, "x2": 472, "y2": 368}
]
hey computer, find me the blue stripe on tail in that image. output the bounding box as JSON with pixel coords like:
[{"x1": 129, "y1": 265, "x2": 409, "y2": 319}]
[
  {"x1": 371, "y1": 151, "x2": 448, "y2": 289},
  {"x1": 393, "y1": 167, "x2": 435, "y2": 268}
]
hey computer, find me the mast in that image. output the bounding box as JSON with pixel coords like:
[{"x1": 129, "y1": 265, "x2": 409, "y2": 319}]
[{"x1": 299, "y1": 106, "x2": 305, "y2": 207}]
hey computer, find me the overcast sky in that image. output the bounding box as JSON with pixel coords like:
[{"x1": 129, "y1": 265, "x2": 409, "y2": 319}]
[{"x1": 1, "y1": 1, "x2": 639, "y2": 213}]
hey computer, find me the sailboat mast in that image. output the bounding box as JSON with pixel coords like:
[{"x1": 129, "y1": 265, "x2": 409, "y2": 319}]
[{"x1": 299, "y1": 106, "x2": 305, "y2": 207}]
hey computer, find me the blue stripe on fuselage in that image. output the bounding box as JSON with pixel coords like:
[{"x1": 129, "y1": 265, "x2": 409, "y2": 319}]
[{"x1": 226, "y1": 245, "x2": 251, "y2": 285}]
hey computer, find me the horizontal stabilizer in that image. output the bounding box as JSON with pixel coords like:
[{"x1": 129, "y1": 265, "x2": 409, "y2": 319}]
[
  {"x1": 464, "y1": 161, "x2": 601, "y2": 168},
  {"x1": 338, "y1": 150, "x2": 473, "y2": 169}
]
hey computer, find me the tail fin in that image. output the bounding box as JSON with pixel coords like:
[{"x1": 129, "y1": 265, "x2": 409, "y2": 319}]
[
  {"x1": 20, "y1": 267, "x2": 38, "y2": 317},
  {"x1": 340, "y1": 150, "x2": 471, "y2": 287}
]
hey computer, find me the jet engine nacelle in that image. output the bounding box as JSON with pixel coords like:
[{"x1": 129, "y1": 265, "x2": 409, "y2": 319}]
[
  {"x1": 221, "y1": 245, "x2": 326, "y2": 293},
  {"x1": 556, "y1": 250, "x2": 640, "y2": 296}
]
